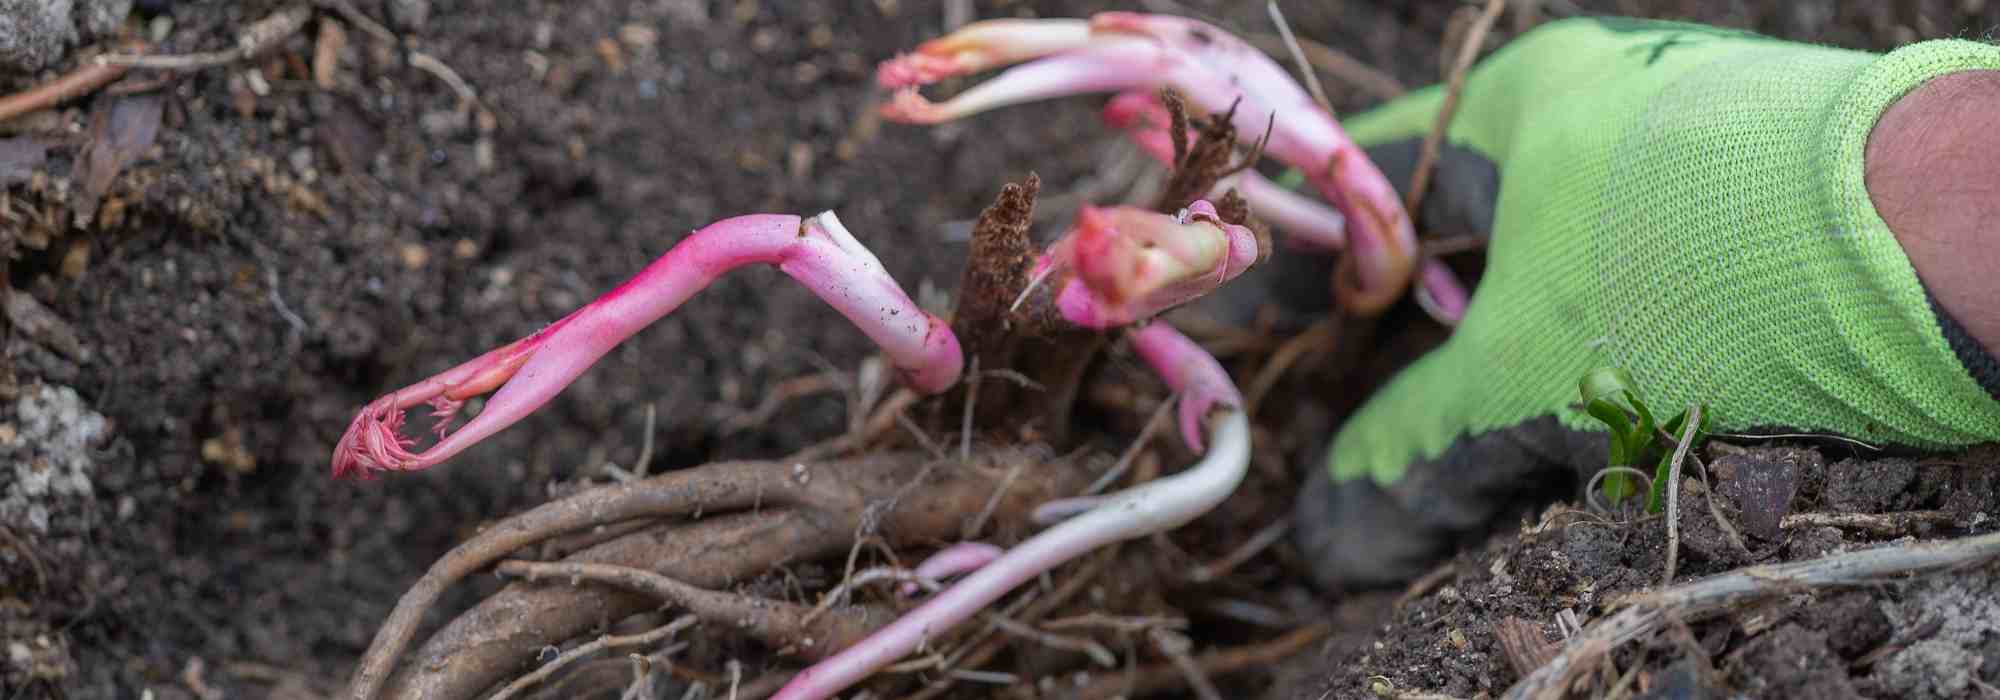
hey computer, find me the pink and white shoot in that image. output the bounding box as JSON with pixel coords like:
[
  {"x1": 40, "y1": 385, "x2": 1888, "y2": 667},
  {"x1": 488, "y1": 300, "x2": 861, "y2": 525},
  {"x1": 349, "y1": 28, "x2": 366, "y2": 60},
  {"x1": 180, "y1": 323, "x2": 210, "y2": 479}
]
[
  {"x1": 774, "y1": 320, "x2": 1248, "y2": 700},
  {"x1": 1101, "y1": 90, "x2": 1471, "y2": 324},
  {"x1": 878, "y1": 11, "x2": 1423, "y2": 315},
  {"x1": 331, "y1": 211, "x2": 962, "y2": 479},
  {"x1": 1033, "y1": 198, "x2": 1262, "y2": 329}
]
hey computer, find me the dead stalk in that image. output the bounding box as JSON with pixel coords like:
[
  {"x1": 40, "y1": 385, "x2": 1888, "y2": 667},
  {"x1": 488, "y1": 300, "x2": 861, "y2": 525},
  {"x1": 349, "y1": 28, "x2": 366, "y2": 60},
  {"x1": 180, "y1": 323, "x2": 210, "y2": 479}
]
[
  {"x1": 1662, "y1": 404, "x2": 1701, "y2": 585},
  {"x1": 0, "y1": 59, "x2": 130, "y2": 122},
  {"x1": 1504, "y1": 530, "x2": 2000, "y2": 700},
  {"x1": 1405, "y1": 0, "x2": 1505, "y2": 216}
]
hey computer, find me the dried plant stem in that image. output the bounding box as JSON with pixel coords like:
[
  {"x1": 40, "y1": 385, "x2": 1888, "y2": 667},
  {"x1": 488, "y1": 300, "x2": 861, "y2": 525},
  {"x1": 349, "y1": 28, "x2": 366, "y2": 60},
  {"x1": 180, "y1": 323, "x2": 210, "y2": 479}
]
[
  {"x1": 1244, "y1": 317, "x2": 1339, "y2": 417},
  {"x1": 1245, "y1": 34, "x2": 1406, "y2": 100},
  {"x1": 1265, "y1": 1, "x2": 1332, "y2": 114},
  {"x1": 1781, "y1": 510, "x2": 1957, "y2": 536},
  {"x1": 1405, "y1": 0, "x2": 1505, "y2": 216},
  {"x1": 1661, "y1": 404, "x2": 1700, "y2": 586},
  {"x1": 1503, "y1": 530, "x2": 2000, "y2": 700},
  {"x1": 1187, "y1": 518, "x2": 1289, "y2": 583},
  {"x1": 0, "y1": 59, "x2": 129, "y2": 122}
]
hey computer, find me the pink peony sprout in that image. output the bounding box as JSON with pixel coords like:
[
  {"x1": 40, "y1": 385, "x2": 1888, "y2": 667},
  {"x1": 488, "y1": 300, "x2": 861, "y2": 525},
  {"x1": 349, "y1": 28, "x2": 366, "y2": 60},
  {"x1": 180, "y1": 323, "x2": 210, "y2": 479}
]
[
  {"x1": 331, "y1": 212, "x2": 963, "y2": 479},
  {"x1": 878, "y1": 12, "x2": 1419, "y2": 314},
  {"x1": 774, "y1": 320, "x2": 1248, "y2": 700},
  {"x1": 1030, "y1": 199, "x2": 1260, "y2": 329},
  {"x1": 1104, "y1": 90, "x2": 1473, "y2": 325},
  {"x1": 1101, "y1": 89, "x2": 1347, "y2": 252}
]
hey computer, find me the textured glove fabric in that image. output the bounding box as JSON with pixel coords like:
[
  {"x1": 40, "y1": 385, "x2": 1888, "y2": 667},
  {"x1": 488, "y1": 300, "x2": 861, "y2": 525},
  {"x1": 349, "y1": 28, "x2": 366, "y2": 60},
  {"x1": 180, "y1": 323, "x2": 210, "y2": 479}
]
[{"x1": 1298, "y1": 18, "x2": 2000, "y2": 590}]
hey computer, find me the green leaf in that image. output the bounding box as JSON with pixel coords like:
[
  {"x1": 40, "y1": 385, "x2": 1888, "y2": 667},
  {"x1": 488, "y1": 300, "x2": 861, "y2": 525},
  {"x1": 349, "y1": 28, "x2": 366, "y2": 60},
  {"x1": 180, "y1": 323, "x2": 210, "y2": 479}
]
[{"x1": 1580, "y1": 367, "x2": 1669, "y2": 505}]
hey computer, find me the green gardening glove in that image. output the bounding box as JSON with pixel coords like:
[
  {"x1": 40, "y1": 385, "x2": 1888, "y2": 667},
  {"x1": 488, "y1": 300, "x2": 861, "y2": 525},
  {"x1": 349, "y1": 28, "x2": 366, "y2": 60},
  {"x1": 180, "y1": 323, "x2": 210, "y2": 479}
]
[{"x1": 1291, "y1": 17, "x2": 2000, "y2": 590}]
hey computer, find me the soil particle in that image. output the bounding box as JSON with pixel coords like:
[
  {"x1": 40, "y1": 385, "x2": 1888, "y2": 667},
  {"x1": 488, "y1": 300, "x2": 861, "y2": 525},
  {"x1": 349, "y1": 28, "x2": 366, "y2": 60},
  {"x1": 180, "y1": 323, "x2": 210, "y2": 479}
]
[
  {"x1": 1640, "y1": 657, "x2": 1729, "y2": 700},
  {"x1": 1823, "y1": 457, "x2": 1917, "y2": 512},
  {"x1": 1784, "y1": 524, "x2": 1845, "y2": 559},
  {"x1": 1725, "y1": 624, "x2": 1862, "y2": 699},
  {"x1": 0, "y1": 0, "x2": 129, "y2": 75},
  {"x1": 1794, "y1": 591, "x2": 1891, "y2": 659},
  {"x1": 1876, "y1": 639, "x2": 1977, "y2": 700},
  {"x1": 0, "y1": 0, "x2": 79, "y2": 74},
  {"x1": 2, "y1": 383, "x2": 107, "y2": 534}
]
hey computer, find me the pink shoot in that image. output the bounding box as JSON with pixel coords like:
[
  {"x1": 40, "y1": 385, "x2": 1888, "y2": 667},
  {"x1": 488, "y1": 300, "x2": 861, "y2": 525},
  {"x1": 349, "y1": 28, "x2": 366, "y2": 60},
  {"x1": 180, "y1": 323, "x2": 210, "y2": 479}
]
[
  {"x1": 774, "y1": 319, "x2": 1247, "y2": 699},
  {"x1": 898, "y1": 542, "x2": 1006, "y2": 597},
  {"x1": 1030, "y1": 200, "x2": 1260, "y2": 329},
  {"x1": 1415, "y1": 258, "x2": 1471, "y2": 326},
  {"x1": 1102, "y1": 90, "x2": 1346, "y2": 252},
  {"x1": 1106, "y1": 90, "x2": 1473, "y2": 325},
  {"x1": 331, "y1": 212, "x2": 963, "y2": 479},
  {"x1": 878, "y1": 12, "x2": 1420, "y2": 314}
]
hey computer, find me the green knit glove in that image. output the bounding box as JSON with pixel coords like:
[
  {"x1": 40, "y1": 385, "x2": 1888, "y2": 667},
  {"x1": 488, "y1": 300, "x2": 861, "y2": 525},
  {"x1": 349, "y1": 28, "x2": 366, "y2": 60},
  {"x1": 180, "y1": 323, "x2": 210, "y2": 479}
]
[{"x1": 1293, "y1": 17, "x2": 2000, "y2": 590}]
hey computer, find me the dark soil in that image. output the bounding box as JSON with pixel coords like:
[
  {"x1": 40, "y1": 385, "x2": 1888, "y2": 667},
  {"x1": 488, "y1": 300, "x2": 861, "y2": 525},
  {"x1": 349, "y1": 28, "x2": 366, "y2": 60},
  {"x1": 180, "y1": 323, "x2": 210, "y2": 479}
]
[
  {"x1": 4, "y1": 0, "x2": 2000, "y2": 699},
  {"x1": 1275, "y1": 444, "x2": 2000, "y2": 700}
]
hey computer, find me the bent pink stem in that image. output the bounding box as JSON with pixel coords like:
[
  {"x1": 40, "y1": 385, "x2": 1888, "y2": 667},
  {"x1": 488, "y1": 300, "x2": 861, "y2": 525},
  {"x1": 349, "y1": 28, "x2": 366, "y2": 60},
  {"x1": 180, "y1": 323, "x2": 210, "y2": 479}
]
[
  {"x1": 878, "y1": 12, "x2": 1418, "y2": 311},
  {"x1": 1106, "y1": 90, "x2": 1473, "y2": 324},
  {"x1": 773, "y1": 320, "x2": 1246, "y2": 700},
  {"x1": 1414, "y1": 258, "x2": 1471, "y2": 326},
  {"x1": 898, "y1": 542, "x2": 1006, "y2": 597},
  {"x1": 1103, "y1": 90, "x2": 1346, "y2": 252},
  {"x1": 332, "y1": 212, "x2": 963, "y2": 479},
  {"x1": 1030, "y1": 200, "x2": 1261, "y2": 329}
]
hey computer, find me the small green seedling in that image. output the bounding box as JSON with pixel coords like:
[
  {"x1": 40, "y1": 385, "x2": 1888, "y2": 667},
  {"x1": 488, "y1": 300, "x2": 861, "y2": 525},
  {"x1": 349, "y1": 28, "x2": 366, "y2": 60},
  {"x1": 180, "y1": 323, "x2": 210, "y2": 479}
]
[{"x1": 1578, "y1": 367, "x2": 1711, "y2": 512}]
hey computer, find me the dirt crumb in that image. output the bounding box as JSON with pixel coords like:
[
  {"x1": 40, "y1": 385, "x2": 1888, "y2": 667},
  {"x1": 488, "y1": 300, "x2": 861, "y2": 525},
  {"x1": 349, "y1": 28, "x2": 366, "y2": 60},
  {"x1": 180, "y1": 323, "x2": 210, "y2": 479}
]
[
  {"x1": 1876, "y1": 639, "x2": 1977, "y2": 700},
  {"x1": 1823, "y1": 457, "x2": 1917, "y2": 512},
  {"x1": 2, "y1": 383, "x2": 106, "y2": 533},
  {"x1": 1726, "y1": 624, "x2": 1860, "y2": 699}
]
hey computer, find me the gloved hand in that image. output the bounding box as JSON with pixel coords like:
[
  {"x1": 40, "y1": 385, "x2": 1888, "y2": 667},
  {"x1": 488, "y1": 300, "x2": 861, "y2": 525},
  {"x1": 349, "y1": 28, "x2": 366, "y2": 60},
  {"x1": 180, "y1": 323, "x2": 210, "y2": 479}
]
[{"x1": 1292, "y1": 17, "x2": 2000, "y2": 591}]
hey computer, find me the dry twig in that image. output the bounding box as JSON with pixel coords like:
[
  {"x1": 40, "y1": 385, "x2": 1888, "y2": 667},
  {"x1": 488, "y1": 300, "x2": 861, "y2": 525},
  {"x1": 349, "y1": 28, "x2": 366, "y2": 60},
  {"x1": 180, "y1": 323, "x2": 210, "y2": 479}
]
[
  {"x1": 1265, "y1": 1, "x2": 1332, "y2": 113},
  {"x1": 1503, "y1": 530, "x2": 2000, "y2": 700},
  {"x1": 98, "y1": 4, "x2": 311, "y2": 70},
  {"x1": 1187, "y1": 518, "x2": 1289, "y2": 583},
  {"x1": 1662, "y1": 404, "x2": 1701, "y2": 585},
  {"x1": 1244, "y1": 317, "x2": 1339, "y2": 416},
  {"x1": 1244, "y1": 34, "x2": 1405, "y2": 101},
  {"x1": 1085, "y1": 394, "x2": 1176, "y2": 496},
  {"x1": 1405, "y1": 0, "x2": 1505, "y2": 216},
  {"x1": 1781, "y1": 510, "x2": 1958, "y2": 536},
  {"x1": 0, "y1": 58, "x2": 130, "y2": 122}
]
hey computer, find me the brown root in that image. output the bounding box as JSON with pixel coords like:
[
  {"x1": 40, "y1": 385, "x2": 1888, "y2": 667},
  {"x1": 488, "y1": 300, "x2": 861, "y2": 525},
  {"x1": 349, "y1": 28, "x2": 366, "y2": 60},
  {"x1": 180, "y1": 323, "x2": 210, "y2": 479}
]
[
  {"x1": 369, "y1": 446, "x2": 1092, "y2": 700},
  {"x1": 496, "y1": 561, "x2": 891, "y2": 660},
  {"x1": 345, "y1": 457, "x2": 862, "y2": 700}
]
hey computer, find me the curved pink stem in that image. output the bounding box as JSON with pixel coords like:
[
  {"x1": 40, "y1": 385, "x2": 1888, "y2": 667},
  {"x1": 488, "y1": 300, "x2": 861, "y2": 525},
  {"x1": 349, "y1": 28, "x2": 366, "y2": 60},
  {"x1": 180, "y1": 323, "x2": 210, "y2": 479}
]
[
  {"x1": 1030, "y1": 200, "x2": 1260, "y2": 329},
  {"x1": 1106, "y1": 89, "x2": 1474, "y2": 322},
  {"x1": 878, "y1": 12, "x2": 1417, "y2": 309},
  {"x1": 1130, "y1": 320, "x2": 1242, "y2": 452},
  {"x1": 898, "y1": 542, "x2": 1006, "y2": 597},
  {"x1": 774, "y1": 411, "x2": 1250, "y2": 700},
  {"x1": 332, "y1": 212, "x2": 962, "y2": 479},
  {"x1": 1414, "y1": 258, "x2": 1471, "y2": 326},
  {"x1": 773, "y1": 320, "x2": 1245, "y2": 699},
  {"x1": 1103, "y1": 90, "x2": 1346, "y2": 252}
]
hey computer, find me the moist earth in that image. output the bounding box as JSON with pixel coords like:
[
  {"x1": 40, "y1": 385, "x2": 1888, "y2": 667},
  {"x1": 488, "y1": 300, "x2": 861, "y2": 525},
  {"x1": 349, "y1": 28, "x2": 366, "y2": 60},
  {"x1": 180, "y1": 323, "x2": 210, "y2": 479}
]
[{"x1": 3, "y1": 0, "x2": 2000, "y2": 698}]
